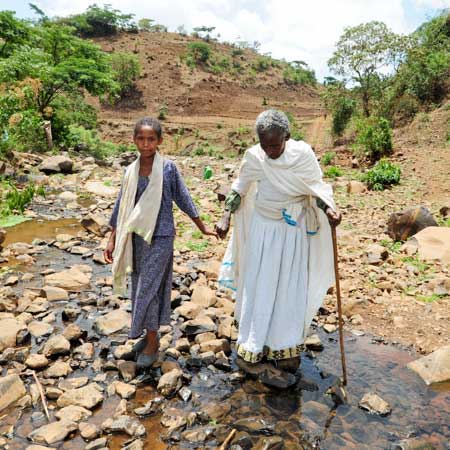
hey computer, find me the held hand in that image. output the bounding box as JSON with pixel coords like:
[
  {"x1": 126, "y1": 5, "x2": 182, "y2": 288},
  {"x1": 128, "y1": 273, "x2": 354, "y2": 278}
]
[
  {"x1": 202, "y1": 227, "x2": 219, "y2": 239},
  {"x1": 103, "y1": 240, "x2": 115, "y2": 264},
  {"x1": 326, "y1": 208, "x2": 342, "y2": 227},
  {"x1": 216, "y1": 212, "x2": 231, "y2": 240}
]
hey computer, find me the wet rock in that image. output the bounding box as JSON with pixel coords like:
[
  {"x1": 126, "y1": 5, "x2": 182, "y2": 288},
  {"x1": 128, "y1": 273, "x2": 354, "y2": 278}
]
[
  {"x1": 407, "y1": 345, "x2": 450, "y2": 385},
  {"x1": 191, "y1": 285, "x2": 217, "y2": 307},
  {"x1": 57, "y1": 383, "x2": 103, "y2": 409},
  {"x1": 44, "y1": 360, "x2": 73, "y2": 378},
  {"x1": 85, "y1": 437, "x2": 108, "y2": 450},
  {"x1": 175, "y1": 337, "x2": 190, "y2": 352},
  {"x1": 25, "y1": 354, "x2": 49, "y2": 370},
  {"x1": 0, "y1": 318, "x2": 26, "y2": 351},
  {"x1": 55, "y1": 405, "x2": 92, "y2": 422},
  {"x1": 113, "y1": 381, "x2": 136, "y2": 399},
  {"x1": 113, "y1": 398, "x2": 127, "y2": 417},
  {"x1": 28, "y1": 321, "x2": 53, "y2": 338},
  {"x1": 181, "y1": 425, "x2": 215, "y2": 443},
  {"x1": 323, "y1": 324, "x2": 337, "y2": 333},
  {"x1": 102, "y1": 415, "x2": 146, "y2": 437},
  {"x1": 157, "y1": 368, "x2": 183, "y2": 397},
  {"x1": 58, "y1": 191, "x2": 77, "y2": 202},
  {"x1": 81, "y1": 213, "x2": 109, "y2": 237},
  {"x1": 28, "y1": 419, "x2": 78, "y2": 445},
  {"x1": 45, "y1": 387, "x2": 63, "y2": 400},
  {"x1": 79, "y1": 422, "x2": 100, "y2": 440},
  {"x1": 178, "y1": 386, "x2": 192, "y2": 402},
  {"x1": 122, "y1": 439, "x2": 144, "y2": 450},
  {"x1": 134, "y1": 396, "x2": 164, "y2": 416},
  {"x1": 180, "y1": 317, "x2": 216, "y2": 335},
  {"x1": 0, "y1": 374, "x2": 27, "y2": 412},
  {"x1": 405, "y1": 227, "x2": 450, "y2": 265},
  {"x1": 26, "y1": 446, "x2": 57, "y2": 450},
  {"x1": 39, "y1": 155, "x2": 73, "y2": 174},
  {"x1": 118, "y1": 360, "x2": 137, "y2": 381},
  {"x1": 304, "y1": 334, "x2": 323, "y2": 350},
  {"x1": 114, "y1": 344, "x2": 134, "y2": 360},
  {"x1": 42, "y1": 335, "x2": 71, "y2": 357},
  {"x1": 160, "y1": 407, "x2": 188, "y2": 432},
  {"x1": 58, "y1": 377, "x2": 89, "y2": 391},
  {"x1": 73, "y1": 342, "x2": 94, "y2": 360},
  {"x1": 254, "y1": 436, "x2": 284, "y2": 450},
  {"x1": 204, "y1": 402, "x2": 231, "y2": 421},
  {"x1": 85, "y1": 181, "x2": 118, "y2": 198},
  {"x1": 359, "y1": 392, "x2": 391, "y2": 416},
  {"x1": 44, "y1": 267, "x2": 91, "y2": 291},
  {"x1": 62, "y1": 323, "x2": 83, "y2": 341},
  {"x1": 161, "y1": 360, "x2": 181, "y2": 374},
  {"x1": 387, "y1": 206, "x2": 438, "y2": 241},
  {"x1": 95, "y1": 309, "x2": 131, "y2": 335},
  {"x1": 234, "y1": 417, "x2": 275, "y2": 435}
]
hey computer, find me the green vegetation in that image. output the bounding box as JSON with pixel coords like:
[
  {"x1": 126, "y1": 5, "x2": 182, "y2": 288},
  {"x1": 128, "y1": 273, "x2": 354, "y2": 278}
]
[
  {"x1": 186, "y1": 42, "x2": 211, "y2": 66},
  {"x1": 362, "y1": 159, "x2": 401, "y2": 190},
  {"x1": 354, "y1": 117, "x2": 393, "y2": 161},
  {"x1": 109, "y1": 52, "x2": 140, "y2": 99},
  {"x1": 380, "y1": 238, "x2": 402, "y2": 253},
  {"x1": 1, "y1": 181, "x2": 45, "y2": 217},
  {"x1": 186, "y1": 240, "x2": 209, "y2": 252},
  {"x1": 285, "y1": 112, "x2": 305, "y2": 141},
  {"x1": 321, "y1": 151, "x2": 336, "y2": 166},
  {"x1": 283, "y1": 61, "x2": 316, "y2": 86},
  {"x1": 0, "y1": 215, "x2": 30, "y2": 228},
  {"x1": 416, "y1": 293, "x2": 447, "y2": 303},
  {"x1": 158, "y1": 104, "x2": 168, "y2": 120},
  {"x1": 324, "y1": 166, "x2": 343, "y2": 178},
  {"x1": 332, "y1": 97, "x2": 357, "y2": 136}
]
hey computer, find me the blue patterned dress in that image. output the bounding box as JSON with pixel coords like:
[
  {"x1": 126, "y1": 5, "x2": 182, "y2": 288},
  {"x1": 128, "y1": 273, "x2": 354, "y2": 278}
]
[{"x1": 110, "y1": 159, "x2": 198, "y2": 337}]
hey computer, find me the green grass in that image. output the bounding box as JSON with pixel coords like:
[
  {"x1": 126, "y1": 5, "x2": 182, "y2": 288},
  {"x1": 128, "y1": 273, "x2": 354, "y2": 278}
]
[
  {"x1": 321, "y1": 151, "x2": 336, "y2": 166},
  {"x1": 324, "y1": 166, "x2": 343, "y2": 179},
  {"x1": 416, "y1": 293, "x2": 447, "y2": 303},
  {"x1": 380, "y1": 239, "x2": 402, "y2": 253},
  {"x1": 186, "y1": 240, "x2": 209, "y2": 252},
  {"x1": 402, "y1": 256, "x2": 430, "y2": 273},
  {"x1": 191, "y1": 230, "x2": 203, "y2": 239}
]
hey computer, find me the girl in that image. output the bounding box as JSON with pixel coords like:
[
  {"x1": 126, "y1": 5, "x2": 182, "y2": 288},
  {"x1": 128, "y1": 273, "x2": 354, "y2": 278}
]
[
  {"x1": 104, "y1": 117, "x2": 216, "y2": 369},
  {"x1": 216, "y1": 110, "x2": 341, "y2": 373}
]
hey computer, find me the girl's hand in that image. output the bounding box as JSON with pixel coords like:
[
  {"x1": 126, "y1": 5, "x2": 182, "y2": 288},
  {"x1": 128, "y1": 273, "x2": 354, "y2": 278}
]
[
  {"x1": 103, "y1": 240, "x2": 115, "y2": 264},
  {"x1": 192, "y1": 216, "x2": 218, "y2": 239},
  {"x1": 202, "y1": 227, "x2": 219, "y2": 238},
  {"x1": 216, "y1": 211, "x2": 231, "y2": 239},
  {"x1": 326, "y1": 208, "x2": 342, "y2": 227}
]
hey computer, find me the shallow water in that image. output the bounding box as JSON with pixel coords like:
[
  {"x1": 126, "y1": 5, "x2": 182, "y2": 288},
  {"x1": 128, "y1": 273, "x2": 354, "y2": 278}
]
[{"x1": 2, "y1": 219, "x2": 449, "y2": 449}]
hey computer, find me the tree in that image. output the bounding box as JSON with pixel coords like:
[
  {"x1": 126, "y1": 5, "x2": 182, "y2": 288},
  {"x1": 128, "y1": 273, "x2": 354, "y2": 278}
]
[
  {"x1": 138, "y1": 18, "x2": 154, "y2": 31},
  {"x1": 328, "y1": 21, "x2": 411, "y2": 116},
  {"x1": 193, "y1": 26, "x2": 216, "y2": 42},
  {"x1": 109, "y1": 52, "x2": 140, "y2": 98},
  {"x1": 0, "y1": 11, "x2": 32, "y2": 58}
]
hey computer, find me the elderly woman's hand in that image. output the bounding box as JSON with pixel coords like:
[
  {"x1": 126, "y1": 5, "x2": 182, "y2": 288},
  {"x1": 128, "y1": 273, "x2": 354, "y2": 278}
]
[
  {"x1": 216, "y1": 211, "x2": 231, "y2": 239},
  {"x1": 326, "y1": 208, "x2": 342, "y2": 227}
]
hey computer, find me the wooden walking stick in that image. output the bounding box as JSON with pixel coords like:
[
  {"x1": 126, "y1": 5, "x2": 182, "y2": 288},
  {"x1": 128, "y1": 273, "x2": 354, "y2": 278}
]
[{"x1": 331, "y1": 225, "x2": 348, "y2": 386}]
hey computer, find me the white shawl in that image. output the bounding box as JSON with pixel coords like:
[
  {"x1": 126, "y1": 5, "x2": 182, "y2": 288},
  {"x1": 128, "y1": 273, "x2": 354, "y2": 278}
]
[
  {"x1": 112, "y1": 153, "x2": 164, "y2": 296},
  {"x1": 219, "y1": 140, "x2": 336, "y2": 338}
]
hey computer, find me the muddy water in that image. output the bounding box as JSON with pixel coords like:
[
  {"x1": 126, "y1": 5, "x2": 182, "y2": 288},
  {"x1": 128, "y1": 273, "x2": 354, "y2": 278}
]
[{"x1": 2, "y1": 219, "x2": 450, "y2": 449}]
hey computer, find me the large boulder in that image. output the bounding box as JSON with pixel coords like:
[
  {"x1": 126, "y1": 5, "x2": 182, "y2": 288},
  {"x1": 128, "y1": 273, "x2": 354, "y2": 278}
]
[
  {"x1": 84, "y1": 181, "x2": 118, "y2": 198},
  {"x1": 387, "y1": 207, "x2": 438, "y2": 241},
  {"x1": 0, "y1": 374, "x2": 27, "y2": 412},
  {"x1": 80, "y1": 213, "x2": 109, "y2": 237},
  {"x1": 28, "y1": 420, "x2": 78, "y2": 445},
  {"x1": 0, "y1": 318, "x2": 26, "y2": 351},
  {"x1": 407, "y1": 346, "x2": 450, "y2": 385},
  {"x1": 44, "y1": 267, "x2": 91, "y2": 291},
  {"x1": 405, "y1": 227, "x2": 450, "y2": 265},
  {"x1": 39, "y1": 156, "x2": 73, "y2": 175},
  {"x1": 57, "y1": 383, "x2": 103, "y2": 409}
]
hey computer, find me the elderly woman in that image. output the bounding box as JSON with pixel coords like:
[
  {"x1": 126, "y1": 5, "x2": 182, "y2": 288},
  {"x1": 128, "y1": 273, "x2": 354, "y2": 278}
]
[{"x1": 216, "y1": 109, "x2": 341, "y2": 372}]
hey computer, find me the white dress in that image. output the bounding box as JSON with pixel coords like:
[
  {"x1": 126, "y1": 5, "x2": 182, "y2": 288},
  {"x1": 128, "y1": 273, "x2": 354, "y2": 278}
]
[{"x1": 219, "y1": 140, "x2": 336, "y2": 362}]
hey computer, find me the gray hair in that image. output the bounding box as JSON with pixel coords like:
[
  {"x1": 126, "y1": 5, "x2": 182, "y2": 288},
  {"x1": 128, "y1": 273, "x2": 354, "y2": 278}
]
[{"x1": 255, "y1": 109, "x2": 290, "y2": 138}]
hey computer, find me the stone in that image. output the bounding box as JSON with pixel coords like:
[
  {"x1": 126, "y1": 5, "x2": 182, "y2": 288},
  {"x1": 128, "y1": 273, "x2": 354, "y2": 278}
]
[
  {"x1": 57, "y1": 383, "x2": 103, "y2": 409},
  {"x1": 180, "y1": 317, "x2": 216, "y2": 335},
  {"x1": 25, "y1": 354, "x2": 49, "y2": 370},
  {"x1": 28, "y1": 420, "x2": 78, "y2": 445},
  {"x1": 199, "y1": 338, "x2": 231, "y2": 354},
  {"x1": 55, "y1": 405, "x2": 92, "y2": 422},
  {"x1": 191, "y1": 285, "x2": 217, "y2": 307},
  {"x1": 95, "y1": 309, "x2": 131, "y2": 335},
  {"x1": 39, "y1": 155, "x2": 73, "y2": 174},
  {"x1": 79, "y1": 422, "x2": 100, "y2": 440},
  {"x1": 44, "y1": 268, "x2": 90, "y2": 291},
  {"x1": 178, "y1": 386, "x2": 192, "y2": 402},
  {"x1": 234, "y1": 417, "x2": 276, "y2": 435},
  {"x1": 359, "y1": 392, "x2": 391, "y2": 416},
  {"x1": 204, "y1": 402, "x2": 231, "y2": 421},
  {"x1": 85, "y1": 181, "x2": 118, "y2": 198},
  {"x1": 0, "y1": 374, "x2": 27, "y2": 412},
  {"x1": 387, "y1": 206, "x2": 438, "y2": 241},
  {"x1": 157, "y1": 369, "x2": 183, "y2": 397},
  {"x1": 218, "y1": 316, "x2": 236, "y2": 339},
  {"x1": 118, "y1": 360, "x2": 137, "y2": 382},
  {"x1": 407, "y1": 345, "x2": 450, "y2": 385},
  {"x1": 26, "y1": 446, "x2": 57, "y2": 450},
  {"x1": 407, "y1": 227, "x2": 450, "y2": 265},
  {"x1": 174, "y1": 302, "x2": 202, "y2": 320},
  {"x1": 175, "y1": 337, "x2": 190, "y2": 352},
  {"x1": 323, "y1": 324, "x2": 337, "y2": 333},
  {"x1": 44, "y1": 361, "x2": 73, "y2": 378},
  {"x1": 182, "y1": 425, "x2": 214, "y2": 443},
  {"x1": 81, "y1": 213, "x2": 109, "y2": 237},
  {"x1": 0, "y1": 318, "x2": 25, "y2": 351},
  {"x1": 122, "y1": 439, "x2": 144, "y2": 450},
  {"x1": 114, "y1": 381, "x2": 136, "y2": 399},
  {"x1": 365, "y1": 244, "x2": 389, "y2": 265},
  {"x1": 194, "y1": 260, "x2": 222, "y2": 279},
  {"x1": 161, "y1": 360, "x2": 181, "y2": 374},
  {"x1": 28, "y1": 321, "x2": 53, "y2": 338},
  {"x1": 58, "y1": 191, "x2": 77, "y2": 202},
  {"x1": 304, "y1": 334, "x2": 323, "y2": 351},
  {"x1": 58, "y1": 377, "x2": 89, "y2": 391},
  {"x1": 101, "y1": 415, "x2": 146, "y2": 437},
  {"x1": 194, "y1": 332, "x2": 217, "y2": 344},
  {"x1": 134, "y1": 396, "x2": 164, "y2": 416},
  {"x1": 62, "y1": 323, "x2": 83, "y2": 341},
  {"x1": 254, "y1": 436, "x2": 284, "y2": 449},
  {"x1": 0, "y1": 228, "x2": 5, "y2": 247},
  {"x1": 5, "y1": 275, "x2": 18, "y2": 286},
  {"x1": 42, "y1": 335, "x2": 71, "y2": 357},
  {"x1": 347, "y1": 181, "x2": 367, "y2": 194},
  {"x1": 85, "y1": 437, "x2": 108, "y2": 450}
]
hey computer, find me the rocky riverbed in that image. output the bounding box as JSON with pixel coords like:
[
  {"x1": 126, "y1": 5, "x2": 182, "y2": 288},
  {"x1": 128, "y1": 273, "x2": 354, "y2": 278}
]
[{"x1": 0, "y1": 152, "x2": 449, "y2": 449}]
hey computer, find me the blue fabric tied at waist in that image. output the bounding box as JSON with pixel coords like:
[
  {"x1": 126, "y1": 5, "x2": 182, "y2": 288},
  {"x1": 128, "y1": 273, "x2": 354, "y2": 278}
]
[{"x1": 282, "y1": 207, "x2": 319, "y2": 235}]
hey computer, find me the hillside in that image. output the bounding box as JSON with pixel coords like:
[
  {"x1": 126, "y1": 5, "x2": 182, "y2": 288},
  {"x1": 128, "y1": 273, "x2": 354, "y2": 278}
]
[{"x1": 90, "y1": 31, "x2": 324, "y2": 150}]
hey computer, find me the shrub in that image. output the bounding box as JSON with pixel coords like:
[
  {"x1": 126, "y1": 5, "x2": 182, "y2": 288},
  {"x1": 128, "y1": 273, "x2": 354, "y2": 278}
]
[
  {"x1": 324, "y1": 166, "x2": 343, "y2": 179},
  {"x1": 285, "y1": 112, "x2": 305, "y2": 141},
  {"x1": 355, "y1": 116, "x2": 393, "y2": 161},
  {"x1": 109, "y1": 52, "x2": 140, "y2": 98},
  {"x1": 158, "y1": 104, "x2": 168, "y2": 120},
  {"x1": 332, "y1": 97, "x2": 356, "y2": 136},
  {"x1": 186, "y1": 42, "x2": 211, "y2": 65},
  {"x1": 321, "y1": 151, "x2": 336, "y2": 166},
  {"x1": 1, "y1": 182, "x2": 45, "y2": 216},
  {"x1": 252, "y1": 56, "x2": 271, "y2": 72},
  {"x1": 283, "y1": 64, "x2": 316, "y2": 86},
  {"x1": 362, "y1": 159, "x2": 401, "y2": 190}
]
